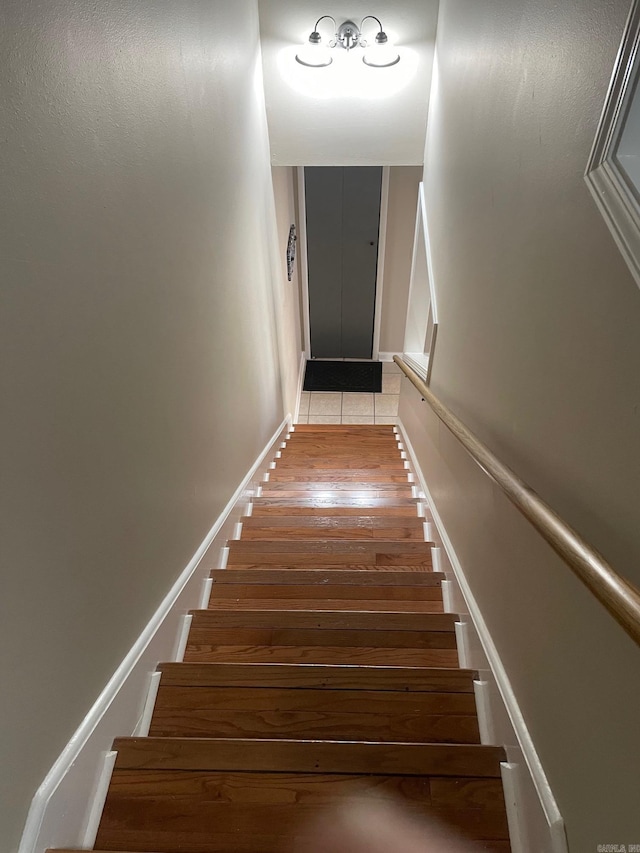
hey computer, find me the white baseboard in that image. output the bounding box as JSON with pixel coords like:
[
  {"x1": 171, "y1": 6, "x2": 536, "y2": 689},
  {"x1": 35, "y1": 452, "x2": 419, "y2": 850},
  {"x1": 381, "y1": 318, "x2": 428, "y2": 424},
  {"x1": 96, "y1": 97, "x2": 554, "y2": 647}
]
[
  {"x1": 378, "y1": 351, "x2": 402, "y2": 362},
  {"x1": 80, "y1": 750, "x2": 117, "y2": 848},
  {"x1": 397, "y1": 419, "x2": 568, "y2": 853},
  {"x1": 18, "y1": 417, "x2": 290, "y2": 853},
  {"x1": 474, "y1": 680, "x2": 497, "y2": 746},
  {"x1": 173, "y1": 614, "x2": 194, "y2": 663},
  {"x1": 501, "y1": 762, "x2": 527, "y2": 853},
  {"x1": 134, "y1": 671, "x2": 162, "y2": 738},
  {"x1": 198, "y1": 577, "x2": 214, "y2": 610}
]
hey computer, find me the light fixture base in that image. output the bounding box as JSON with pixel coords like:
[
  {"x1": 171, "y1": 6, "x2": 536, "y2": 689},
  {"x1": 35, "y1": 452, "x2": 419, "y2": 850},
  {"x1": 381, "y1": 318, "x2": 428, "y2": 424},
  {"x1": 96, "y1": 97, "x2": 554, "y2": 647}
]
[{"x1": 337, "y1": 20, "x2": 361, "y2": 51}]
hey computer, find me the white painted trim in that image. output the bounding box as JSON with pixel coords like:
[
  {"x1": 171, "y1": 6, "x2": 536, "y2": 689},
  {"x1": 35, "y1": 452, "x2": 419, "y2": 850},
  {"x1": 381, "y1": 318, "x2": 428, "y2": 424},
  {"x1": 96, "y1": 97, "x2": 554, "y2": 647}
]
[
  {"x1": 80, "y1": 751, "x2": 117, "y2": 848},
  {"x1": 173, "y1": 614, "x2": 193, "y2": 662},
  {"x1": 372, "y1": 165, "x2": 390, "y2": 359},
  {"x1": 501, "y1": 763, "x2": 527, "y2": 853},
  {"x1": 397, "y1": 419, "x2": 568, "y2": 853},
  {"x1": 402, "y1": 183, "x2": 439, "y2": 385},
  {"x1": 430, "y1": 546, "x2": 442, "y2": 572},
  {"x1": 584, "y1": 0, "x2": 640, "y2": 291},
  {"x1": 134, "y1": 671, "x2": 162, "y2": 738},
  {"x1": 18, "y1": 417, "x2": 289, "y2": 853},
  {"x1": 549, "y1": 817, "x2": 571, "y2": 853},
  {"x1": 455, "y1": 621, "x2": 471, "y2": 669},
  {"x1": 293, "y1": 350, "x2": 306, "y2": 423},
  {"x1": 218, "y1": 546, "x2": 230, "y2": 570},
  {"x1": 378, "y1": 351, "x2": 402, "y2": 362},
  {"x1": 296, "y1": 167, "x2": 311, "y2": 357},
  {"x1": 423, "y1": 520, "x2": 433, "y2": 541},
  {"x1": 474, "y1": 680, "x2": 496, "y2": 745},
  {"x1": 232, "y1": 522, "x2": 243, "y2": 540},
  {"x1": 441, "y1": 579, "x2": 455, "y2": 613},
  {"x1": 585, "y1": 160, "x2": 640, "y2": 289},
  {"x1": 198, "y1": 577, "x2": 213, "y2": 610},
  {"x1": 297, "y1": 166, "x2": 388, "y2": 361}
]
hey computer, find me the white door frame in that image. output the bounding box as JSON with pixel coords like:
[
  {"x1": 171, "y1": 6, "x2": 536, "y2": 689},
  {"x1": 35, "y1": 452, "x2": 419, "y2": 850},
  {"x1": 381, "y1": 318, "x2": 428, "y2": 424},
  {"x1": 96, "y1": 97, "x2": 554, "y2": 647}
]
[{"x1": 296, "y1": 165, "x2": 390, "y2": 360}]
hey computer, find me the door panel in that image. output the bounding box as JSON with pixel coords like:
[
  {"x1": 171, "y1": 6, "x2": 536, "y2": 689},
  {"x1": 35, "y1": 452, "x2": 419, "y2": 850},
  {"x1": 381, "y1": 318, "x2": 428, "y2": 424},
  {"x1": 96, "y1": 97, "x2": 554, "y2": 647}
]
[
  {"x1": 305, "y1": 168, "x2": 344, "y2": 358},
  {"x1": 305, "y1": 167, "x2": 382, "y2": 359},
  {"x1": 341, "y1": 167, "x2": 382, "y2": 358}
]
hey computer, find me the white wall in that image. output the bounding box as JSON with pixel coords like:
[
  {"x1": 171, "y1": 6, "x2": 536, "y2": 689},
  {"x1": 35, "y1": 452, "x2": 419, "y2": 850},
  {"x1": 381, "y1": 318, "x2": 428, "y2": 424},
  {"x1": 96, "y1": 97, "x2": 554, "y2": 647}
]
[
  {"x1": 379, "y1": 167, "x2": 422, "y2": 352},
  {"x1": 271, "y1": 166, "x2": 305, "y2": 410},
  {"x1": 401, "y1": 1, "x2": 640, "y2": 850},
  {"x1": 258, "y1": 0, "x2": 437, "y2": 165},
  {"x1": 0, "y1": 1, "x2": 291, "y2": 849}
]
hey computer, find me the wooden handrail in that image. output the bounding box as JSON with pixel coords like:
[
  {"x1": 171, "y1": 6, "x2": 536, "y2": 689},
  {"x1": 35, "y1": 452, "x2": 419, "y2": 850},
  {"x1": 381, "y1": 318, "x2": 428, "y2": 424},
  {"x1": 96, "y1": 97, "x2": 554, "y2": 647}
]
[{"x1": 394, "y1": 355, "x2": 640, "y2": 647}]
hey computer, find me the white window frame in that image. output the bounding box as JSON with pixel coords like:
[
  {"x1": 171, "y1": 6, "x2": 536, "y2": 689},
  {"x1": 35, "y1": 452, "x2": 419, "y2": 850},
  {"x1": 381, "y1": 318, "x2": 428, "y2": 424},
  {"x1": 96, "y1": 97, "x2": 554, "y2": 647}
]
[
  {"x1": 403, "y1": 182, "x2": 438, "y2": 383},
  {"x1": 585, "y1": 0, "x2": 640, "y2": 290}
]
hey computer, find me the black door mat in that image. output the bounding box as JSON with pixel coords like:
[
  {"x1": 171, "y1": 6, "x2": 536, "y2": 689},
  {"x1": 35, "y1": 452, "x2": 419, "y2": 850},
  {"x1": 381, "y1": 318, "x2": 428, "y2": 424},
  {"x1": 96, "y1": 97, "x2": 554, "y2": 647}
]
[{"x1": 303, "y1": 360, "x2": 383, "y2": 393}]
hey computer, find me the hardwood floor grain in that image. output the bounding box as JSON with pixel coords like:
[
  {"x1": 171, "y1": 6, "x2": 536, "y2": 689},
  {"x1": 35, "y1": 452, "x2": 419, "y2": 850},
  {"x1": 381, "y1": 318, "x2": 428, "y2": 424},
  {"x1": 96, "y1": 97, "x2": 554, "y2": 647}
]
[{"x1": 82, "y1": 425, "x2": 512, "y2": 853}]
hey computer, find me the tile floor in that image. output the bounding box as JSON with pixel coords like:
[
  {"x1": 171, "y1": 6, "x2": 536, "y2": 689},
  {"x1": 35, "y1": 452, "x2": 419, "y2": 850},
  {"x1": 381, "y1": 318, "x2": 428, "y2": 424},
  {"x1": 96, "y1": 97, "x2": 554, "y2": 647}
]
[{"x1": 297, "y1": 361, "x2": 403, "y2": 424}]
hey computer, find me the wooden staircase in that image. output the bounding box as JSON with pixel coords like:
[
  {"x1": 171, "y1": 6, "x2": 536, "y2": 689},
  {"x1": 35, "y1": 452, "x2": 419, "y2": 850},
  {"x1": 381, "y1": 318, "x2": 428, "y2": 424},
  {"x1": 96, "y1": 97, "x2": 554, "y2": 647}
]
[{"x1": 51, "y1": 424, "x2": 511, "y2": 853}]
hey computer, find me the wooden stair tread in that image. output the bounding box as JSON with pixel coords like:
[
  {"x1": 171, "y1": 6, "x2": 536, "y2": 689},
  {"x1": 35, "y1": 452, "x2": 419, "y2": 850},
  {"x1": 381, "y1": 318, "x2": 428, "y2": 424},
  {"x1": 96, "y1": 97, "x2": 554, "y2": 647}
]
[
  {"x1": 277, "y1": 453, "x2": 404, "y2": 462},
  {"x1": 240, "y1": 529, "x2": 424, "y2": 541},
  {"x1": 149, "y1": 684, "x2": 480, "y2": 742},
  {"x1": 227, "y1": 540, "x2": 433, "y2": 569},
  {"x1": 226, "y1": 566, "x2": 434, "y2": 573},
  {"x1": 281, "y1": 440, "x2": 402, "y2": 448},
  {"x1": 228, "y1": 539, "x2": 432, "y2": 551},
  {"x1": 156, "y1": 662, "x2": 479, "y2": 690},
  {"x1": 92, "y1": 771, "x2": 508, "y2": 853},
  {"x1": 273, "y1": 462, "x2": 407, "y2": 470},
  {"x1": 100, "y1": 769, "x2": 507, "y2": 807},
  {"x1": 240, "y1": 515, "x2": 422, "y2": 527},
  {"x1": 210, "y1": 569, "x2": 445, "y2": 585},
  {"x1": 85, "y1": 422, "x2": 512, "y2": 853},
  {"x1": 266, "y1": 470, "x2": 411, "y2": 481},
  {"x1": 112, "y1": 736, "x2": 506, "y2": 776},
  {"x1": 187, "y1": 627, "x2": 457, "y2": 650},
  {"x1": 53, "y1": 845, "x2": 511, "y2": 853},
  {"x1": 189, "y1": 609, "x2": 455, "y2": 631},
  {"x1": 262, "y1": 482, "x2": 412, "y2": 491},
  {"x1": 183, "y1": 646, "x2": 460, "y2": 667},
  {"x1": 209, "y1": 583, "x2": 444, "y2": 601},
  {"x1": 207, "y1": 600, "x2": 444, "y2": 612},
  {"x1": 250, "y1": 499, "x2": 420, "y2": 512},
  {"x1": 284, "y1": 436, "x2": 399, "y2": 443},
  {"x1": 259, "y1": 490, "x2": 413, "y2": 500},
  {"x1": 152, "y1": 685, "x2": 479, "y2": 714}
]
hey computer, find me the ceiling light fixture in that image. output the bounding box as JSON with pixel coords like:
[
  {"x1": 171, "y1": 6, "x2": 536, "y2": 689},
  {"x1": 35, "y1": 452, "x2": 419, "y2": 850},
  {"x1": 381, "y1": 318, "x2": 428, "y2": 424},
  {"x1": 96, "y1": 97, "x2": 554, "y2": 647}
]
[{"x1": 295, "y1": 15, "x2": 400, "y2": 68}]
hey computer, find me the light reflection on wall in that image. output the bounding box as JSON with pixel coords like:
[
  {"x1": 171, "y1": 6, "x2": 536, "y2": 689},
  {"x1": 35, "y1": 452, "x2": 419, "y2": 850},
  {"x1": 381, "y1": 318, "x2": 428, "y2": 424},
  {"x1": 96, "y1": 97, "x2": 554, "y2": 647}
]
[{"x1": 277, "y1": 45, "x2": 418, "y2": 101}]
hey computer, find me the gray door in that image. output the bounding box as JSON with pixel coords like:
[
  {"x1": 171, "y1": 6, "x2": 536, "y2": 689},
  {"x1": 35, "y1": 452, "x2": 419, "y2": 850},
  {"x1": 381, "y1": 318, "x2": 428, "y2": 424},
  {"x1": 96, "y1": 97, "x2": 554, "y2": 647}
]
[{"x1": 305, "y1": 166, "x2": 382, "y2": 359}]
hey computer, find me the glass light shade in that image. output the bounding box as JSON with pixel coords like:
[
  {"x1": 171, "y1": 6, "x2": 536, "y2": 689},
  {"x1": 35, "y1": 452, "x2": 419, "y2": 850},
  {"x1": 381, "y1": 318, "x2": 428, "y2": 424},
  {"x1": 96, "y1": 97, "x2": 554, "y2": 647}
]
[
  {"x1": 296, "y1": 34, "x2": 333, "y2": 67},
  {"x1": 363, "y1": 33, "x2": 400, "y2": 67}
]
